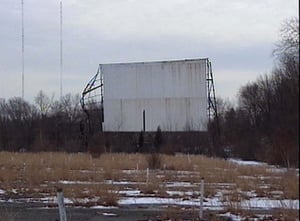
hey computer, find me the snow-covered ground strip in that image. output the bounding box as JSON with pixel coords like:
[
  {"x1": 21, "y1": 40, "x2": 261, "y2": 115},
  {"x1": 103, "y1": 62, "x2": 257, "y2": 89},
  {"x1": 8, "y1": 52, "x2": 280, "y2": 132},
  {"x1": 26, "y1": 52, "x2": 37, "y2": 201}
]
[
  {"x1": 90, "y1": 205, "x2": 117, "y2": 209},
  {"x1": 244, "y1": 198, "x2": 299, "y2": 209},
  {"x1": 166, "y1": 190, "x2": 197, "y2": 196},
  {"x1": 105, "y1": 180, "x2": 141, "y2": 185},
  {"x1": 165, "y1": 181, "x2": 198, "y2": 188},
  {"x1": 228, "y1": 158, "x2": 267, "y2": 166},
  {"x1": 2, "y1": 187, "x2": 297, "y2": 211},
  {"x1": 228, "y1": 158, "x2": 293, "y2": 174},
  {"x1": 101, "y1": 212, "x2": 118, "y2": 217},
  {"x1": 118, "y1": 190, "x2": 141, "y2": 196},
  {"x1": 222, "y1": 198, "x2": 299, "y2": 210},
  {"x1": 117, "y1": 191, "x2": 299, "y2": 210},
  {"x1": 117, "y1": 196, "x2": 222, "y2": 208},
  {"x1": 57, "y1": 180, "x2": 102, "y2": 185},
  {"x1": 30, "y1": 193, "x2": 295, "y2": 211},
  {"x1": 218, "y1": 212, "x2": 243, "y2": 221},
  {"x1": 1, "y1": 183, "x2": 298, "y2": 207}
]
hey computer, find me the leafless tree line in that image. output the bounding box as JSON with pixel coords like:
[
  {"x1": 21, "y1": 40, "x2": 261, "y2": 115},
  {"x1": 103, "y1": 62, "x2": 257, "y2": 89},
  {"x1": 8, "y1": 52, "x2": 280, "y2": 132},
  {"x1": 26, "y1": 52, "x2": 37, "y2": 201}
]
[
  {"x1": 214, "y1": 18, "x2": 299, "y2": 167},
  {"x1": 0, "y1": 92, "x2": 87, "y2": 152}
]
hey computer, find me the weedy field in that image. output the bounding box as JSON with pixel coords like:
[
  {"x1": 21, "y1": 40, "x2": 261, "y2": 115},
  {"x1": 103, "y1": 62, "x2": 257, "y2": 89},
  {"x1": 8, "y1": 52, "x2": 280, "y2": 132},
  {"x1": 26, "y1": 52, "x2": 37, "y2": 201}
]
[{"x1": 0, "y1": 152, "x2": 299, "y2": 220}]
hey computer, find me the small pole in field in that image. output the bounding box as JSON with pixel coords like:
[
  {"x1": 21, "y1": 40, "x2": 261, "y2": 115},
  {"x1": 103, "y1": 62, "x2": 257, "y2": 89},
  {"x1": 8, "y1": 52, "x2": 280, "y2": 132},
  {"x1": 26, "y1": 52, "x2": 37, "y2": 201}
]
[
  {"x1": 199, "y1": 177, "x2": 204, "y2": 220},
  {"x1": 57, "y1": 188, "x2": 67, "y2": 221},
  {"x1": 187, "y1": 152, "x2": 191, "y2": 164},
  {"x1": 146, "y1": 168, "x2": 149, "y2": 186}
]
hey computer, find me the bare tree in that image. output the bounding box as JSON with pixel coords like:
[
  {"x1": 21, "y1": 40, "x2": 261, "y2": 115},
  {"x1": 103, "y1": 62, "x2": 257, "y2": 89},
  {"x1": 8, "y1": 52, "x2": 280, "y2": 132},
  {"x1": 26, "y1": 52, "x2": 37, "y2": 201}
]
[
  {"x1": 33, "y1": 91, "x2": 54, "y2": 150},
  {"x1": 5, "y1": 97, "x2": 37, "y2": 151},
  {"x1": 0, "y1": 99, "x2": 8, "y2": 150},
  {"x1": 60, "y1": 93, "x2": 81, "y2": 122},
  {"x1": 35, "y1": 90, "x2": 53, "y2": 117},
  {"x1": 273, "y1": 17, "x2": 299, "y2": 60},
  {"x1": 238, "y1": 83, "x2": 262, "y2": 127},
  {"x1": 219, "y1": 17, "x2": 299, "y2": 165},
  {"x1": 49, "y1": 93, "x2": 84, "y2": 151}
]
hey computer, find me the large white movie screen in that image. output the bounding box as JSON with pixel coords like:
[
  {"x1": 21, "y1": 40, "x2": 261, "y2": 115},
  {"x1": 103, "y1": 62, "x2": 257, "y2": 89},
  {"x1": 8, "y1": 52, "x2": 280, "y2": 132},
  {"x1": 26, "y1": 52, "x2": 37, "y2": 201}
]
[{"x1": 102, "y1": 59, "x2": 208, "y2": 132}]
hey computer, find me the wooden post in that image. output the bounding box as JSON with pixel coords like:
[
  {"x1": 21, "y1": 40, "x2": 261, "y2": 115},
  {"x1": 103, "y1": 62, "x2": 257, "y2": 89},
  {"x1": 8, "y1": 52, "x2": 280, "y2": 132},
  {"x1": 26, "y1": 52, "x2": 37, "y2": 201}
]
[
  {"x1": 187, "y1": 153, "x2": 191, "y2": 164},
  {"x1": 143, "y1": 110, "x2": 146, "y2": 132},
  {"x1": 199, "y1": 177, "x2": 204, "y2": 220},
  {"x1": 146, "y1": 168, "x2": 149, "y2": 186},
  {"x1": 57, "y1": 188, "x2": 67, "y2": 221}
]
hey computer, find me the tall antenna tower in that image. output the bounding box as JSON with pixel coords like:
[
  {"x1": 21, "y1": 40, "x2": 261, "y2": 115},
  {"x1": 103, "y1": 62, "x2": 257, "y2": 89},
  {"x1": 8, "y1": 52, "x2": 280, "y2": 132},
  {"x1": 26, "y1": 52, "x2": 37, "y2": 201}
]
[
  {"x1": 60, "y1": 0, "x2": 63, "y2": 99},
  {"x1": 21, "y1": 0, "x2": 24, "y2": 99}
]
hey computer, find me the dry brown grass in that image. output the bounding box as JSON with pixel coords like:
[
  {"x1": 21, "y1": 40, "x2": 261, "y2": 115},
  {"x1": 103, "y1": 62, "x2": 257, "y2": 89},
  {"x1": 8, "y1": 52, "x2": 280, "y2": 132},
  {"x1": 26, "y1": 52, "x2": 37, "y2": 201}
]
[
  {"x1": 279, "y1": 169, "x2": 299, "y2": 199},
  {"x1": 161, "y1": 205, "x2": 187, "y2": 220},
  {"x1": 271, "y1": 207, "x2": 299, "y2": 220},
  {"x1": 0, "y1": 151, "x2": 298, "y2": 210}
]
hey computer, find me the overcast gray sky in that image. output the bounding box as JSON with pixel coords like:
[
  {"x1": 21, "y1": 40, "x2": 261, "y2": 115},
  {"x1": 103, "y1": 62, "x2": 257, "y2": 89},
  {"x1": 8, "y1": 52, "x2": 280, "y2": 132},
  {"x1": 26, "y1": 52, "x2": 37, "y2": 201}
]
[{"x1": 0, "y1": 0, "x2": 298, "y2": 103}]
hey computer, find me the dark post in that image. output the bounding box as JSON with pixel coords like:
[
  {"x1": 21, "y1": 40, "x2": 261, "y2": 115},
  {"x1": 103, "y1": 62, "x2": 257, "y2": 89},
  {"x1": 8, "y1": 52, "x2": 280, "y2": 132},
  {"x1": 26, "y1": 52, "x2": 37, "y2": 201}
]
[
  {"x1": 199, "y1": 177, "x2": 204, "y2": 220},
  {"x1": 143, "y1": 110, "x2": 146, "y2": 132}
]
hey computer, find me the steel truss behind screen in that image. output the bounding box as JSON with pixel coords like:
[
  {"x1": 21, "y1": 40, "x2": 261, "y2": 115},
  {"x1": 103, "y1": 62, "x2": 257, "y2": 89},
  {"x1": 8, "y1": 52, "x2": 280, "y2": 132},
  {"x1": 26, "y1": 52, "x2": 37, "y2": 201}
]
[
  {"x1": 206, "y1": 60, "x2": 219, "y2": 124},
  {"x1": 80, "y1": 65, "x2": 103, "y2": 134},
  {"x1": 80, "y1": 65, "x2": 103, "y2": 110}
]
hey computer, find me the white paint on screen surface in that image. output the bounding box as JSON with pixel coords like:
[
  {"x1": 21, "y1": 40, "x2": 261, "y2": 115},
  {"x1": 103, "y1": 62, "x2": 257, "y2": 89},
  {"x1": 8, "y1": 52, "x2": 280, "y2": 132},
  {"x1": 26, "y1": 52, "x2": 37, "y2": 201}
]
[{"x1": 102, "y1": 59, "x2": 208, "y2": 132}]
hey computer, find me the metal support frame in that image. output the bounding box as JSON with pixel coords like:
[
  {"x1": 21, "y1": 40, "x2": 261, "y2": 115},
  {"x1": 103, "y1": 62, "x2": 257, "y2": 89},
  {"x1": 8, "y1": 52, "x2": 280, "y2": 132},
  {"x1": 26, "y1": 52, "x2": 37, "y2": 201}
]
[
  {"x1": 206, "y1": 60, "x2": 218, "y2": 123},
  {"x1": 80, "y1": 65, "x2": 103, "y2": 110},
  {"x1": 206, "y1": 60, "x2": 221, "y2": 155},
  {"x1": 80, "y1": 65, "x2": 104, "y2": 136}
]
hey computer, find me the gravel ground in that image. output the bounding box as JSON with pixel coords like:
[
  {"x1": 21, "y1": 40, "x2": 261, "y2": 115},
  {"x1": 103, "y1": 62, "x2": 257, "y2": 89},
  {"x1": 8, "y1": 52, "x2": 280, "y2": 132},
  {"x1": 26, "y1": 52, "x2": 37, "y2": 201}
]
[
  {"x1": 0, "y1": 202, "x2": 203, "y2": 221},
  {"x1": 0, "y1": 202, "x2": 286, "y2": 221}
]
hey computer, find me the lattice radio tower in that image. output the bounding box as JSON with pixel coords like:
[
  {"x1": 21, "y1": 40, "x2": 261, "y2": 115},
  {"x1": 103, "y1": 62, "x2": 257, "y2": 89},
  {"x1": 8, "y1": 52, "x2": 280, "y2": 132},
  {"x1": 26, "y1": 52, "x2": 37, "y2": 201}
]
[
  {"x1": 60, "y1": 0, "x2": 63, "y2": 99},
  {"x1": 21, "y1": 0, "x2": 24, "y2": 99}
]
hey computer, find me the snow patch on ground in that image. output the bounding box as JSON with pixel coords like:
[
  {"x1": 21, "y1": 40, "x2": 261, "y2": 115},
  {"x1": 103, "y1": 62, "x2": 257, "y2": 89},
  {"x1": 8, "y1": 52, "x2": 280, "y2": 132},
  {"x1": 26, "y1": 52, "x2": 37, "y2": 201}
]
[
  {"x1": 90, "y1": 205, "x2": 117, "y2": 209},
  {"x1": 101, "y1": 212, "x2": 118, "y2": 217},
  {"x1": 228, "y1": 158, "x2": 267, "y2": 166},
  {"x1": 165, "y1": 182, "x2": 197, "y2": 188},
  {"x1": 218, "y1": 212, "x2": 242, "y2": 221},
  {"x1": 119, "y1": 190, "x2": 141, "y2": 196},
  {"x1": 57, "y1": 180, "x2": 101, "y2": 185}
]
